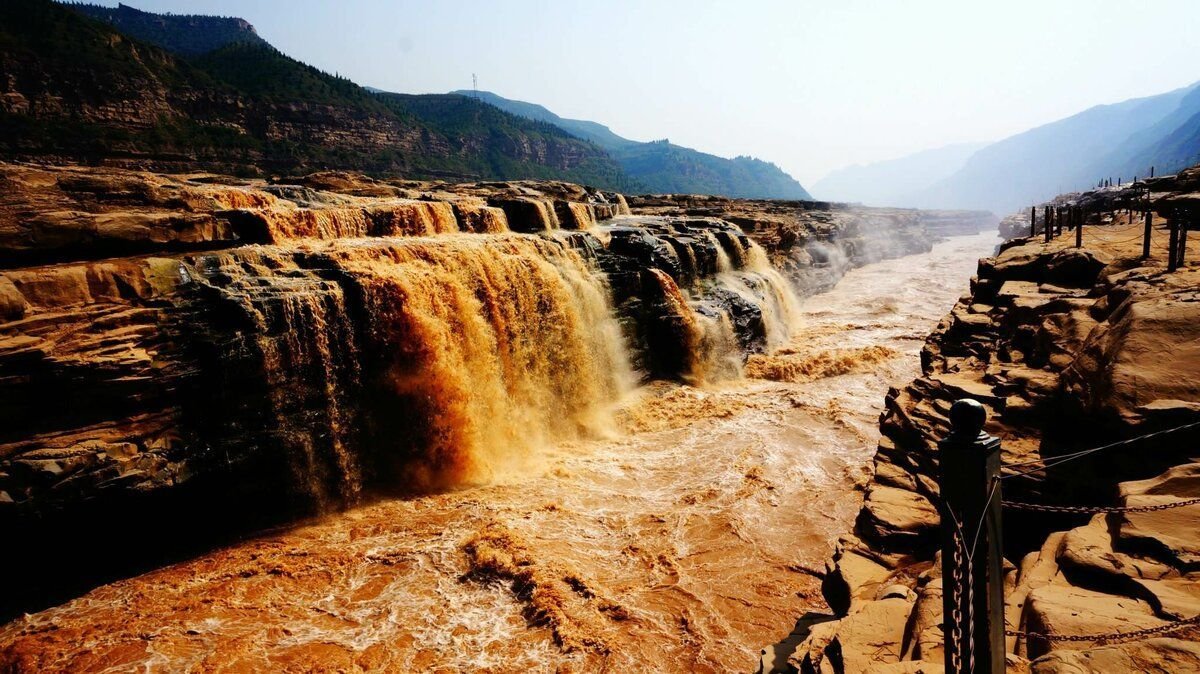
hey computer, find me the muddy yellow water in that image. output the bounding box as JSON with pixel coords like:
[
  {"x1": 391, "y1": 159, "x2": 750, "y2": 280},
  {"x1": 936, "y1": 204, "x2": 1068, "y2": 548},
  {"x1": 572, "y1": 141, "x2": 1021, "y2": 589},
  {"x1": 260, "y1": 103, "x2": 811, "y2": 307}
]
[{"x1": 0, "y1": 233, "x2": 998, "y2": 673}]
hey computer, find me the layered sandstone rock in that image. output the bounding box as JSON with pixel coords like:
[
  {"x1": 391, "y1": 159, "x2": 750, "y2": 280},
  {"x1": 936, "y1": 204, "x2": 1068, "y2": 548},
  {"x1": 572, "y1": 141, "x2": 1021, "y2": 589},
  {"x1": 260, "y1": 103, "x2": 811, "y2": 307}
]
[{"x1": 768, "y1": 169, "x2": 1200, "y2": 673}]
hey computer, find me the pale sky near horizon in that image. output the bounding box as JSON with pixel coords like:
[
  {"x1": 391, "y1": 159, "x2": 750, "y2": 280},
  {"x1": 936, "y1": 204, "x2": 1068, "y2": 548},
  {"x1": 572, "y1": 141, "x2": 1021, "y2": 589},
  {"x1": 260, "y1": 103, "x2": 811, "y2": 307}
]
[{"x1": 88, "y1": 0, "x2": 1200, "y2": 186}]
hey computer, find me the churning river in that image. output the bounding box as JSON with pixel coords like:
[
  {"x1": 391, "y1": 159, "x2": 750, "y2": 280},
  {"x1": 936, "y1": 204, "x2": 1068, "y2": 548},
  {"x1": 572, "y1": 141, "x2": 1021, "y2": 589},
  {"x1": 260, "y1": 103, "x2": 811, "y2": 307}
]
[{"x1": 0, "y1": 232, "x2": 999, "y2": 673}]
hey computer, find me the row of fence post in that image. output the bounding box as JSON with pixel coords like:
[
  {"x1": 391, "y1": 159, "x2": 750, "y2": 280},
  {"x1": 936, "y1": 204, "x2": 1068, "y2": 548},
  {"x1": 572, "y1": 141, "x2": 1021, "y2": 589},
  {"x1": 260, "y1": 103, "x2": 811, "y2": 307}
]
[
  {"x1": 1030, "y1": 204, "x2": 1082, "y2": 245},
  {"x1": 1027, "y1": 184, "x2": 1189, "y2": 271},
  {"x1": 1096, "y1": 166, "x2": 1155, "y2": 188}
]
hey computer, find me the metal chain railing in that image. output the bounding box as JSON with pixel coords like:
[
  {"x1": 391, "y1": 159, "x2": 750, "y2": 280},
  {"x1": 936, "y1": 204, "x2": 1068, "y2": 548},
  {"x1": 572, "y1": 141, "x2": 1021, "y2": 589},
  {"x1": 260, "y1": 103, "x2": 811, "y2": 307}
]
[
  {"x1": 1006, "y1": 613, "x2": 1200, "y2": 645},
  {"x1": 1000, "y1": 419, "x2": 1200, "y2": 481},
  {"x1": 1004, "y1": 496, "x2": 1200, "y2": 514},
  {"x1": 1079, "y1": 230, "x2": 1149, "y2": 246},
  {"x1": 939, "y1": 401, "x2": 1200, "y2": 670}
]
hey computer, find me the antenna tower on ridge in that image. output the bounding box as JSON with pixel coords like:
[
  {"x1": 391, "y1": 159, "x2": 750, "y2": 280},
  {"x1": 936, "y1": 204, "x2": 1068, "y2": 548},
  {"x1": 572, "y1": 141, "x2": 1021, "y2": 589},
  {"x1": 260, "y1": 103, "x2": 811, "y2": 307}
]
[{"x1": 472, "y1": 74, "x2": 478, "y2": 99}]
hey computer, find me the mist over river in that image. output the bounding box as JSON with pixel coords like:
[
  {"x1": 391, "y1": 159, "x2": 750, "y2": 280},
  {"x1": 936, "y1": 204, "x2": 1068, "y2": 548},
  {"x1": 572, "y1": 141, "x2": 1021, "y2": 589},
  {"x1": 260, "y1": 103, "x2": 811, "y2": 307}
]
[{"x1": 0, "y1": 232, "x2": 999, "y2": 673}]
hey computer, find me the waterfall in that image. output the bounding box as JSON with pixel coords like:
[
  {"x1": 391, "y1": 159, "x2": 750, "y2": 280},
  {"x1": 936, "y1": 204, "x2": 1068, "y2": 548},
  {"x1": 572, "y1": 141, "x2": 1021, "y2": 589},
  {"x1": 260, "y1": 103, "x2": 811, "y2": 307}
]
[
  {"x1": 192, "y1": 233, "x2": 635, "y2": 499},
  {"x1": 334, "y1": 235, "x2": 635, "y2": 490},
  {"x1": 184, "y1": 203, "x2": 803, "y2": 502},
  {"x1": 632, "y1": 231, "x2": 804, "y2": 385}
]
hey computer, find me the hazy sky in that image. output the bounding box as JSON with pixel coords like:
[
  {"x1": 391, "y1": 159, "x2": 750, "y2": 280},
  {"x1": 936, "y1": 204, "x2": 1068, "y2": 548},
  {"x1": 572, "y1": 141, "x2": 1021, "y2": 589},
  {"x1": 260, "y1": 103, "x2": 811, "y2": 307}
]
[{"x1": 91, "y1": 0, "x2": 1200, "y2": 186}]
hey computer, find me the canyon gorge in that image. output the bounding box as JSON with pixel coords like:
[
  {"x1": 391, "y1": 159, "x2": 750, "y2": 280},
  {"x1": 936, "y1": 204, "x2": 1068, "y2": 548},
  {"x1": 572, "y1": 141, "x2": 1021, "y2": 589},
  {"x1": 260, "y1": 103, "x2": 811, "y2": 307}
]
[
  {"x1": 3, "y1": 153, "x2": 1199, "y2": 674},
  {"x1": 0, "y1": 161, "x2": 996, "y2": 671},
  {"x1": 4, "y1": 159, "x2": 1198, "y2": 674},
  {"x1": 3, "y1": 3, "x2": 1199, "y2": 673}
]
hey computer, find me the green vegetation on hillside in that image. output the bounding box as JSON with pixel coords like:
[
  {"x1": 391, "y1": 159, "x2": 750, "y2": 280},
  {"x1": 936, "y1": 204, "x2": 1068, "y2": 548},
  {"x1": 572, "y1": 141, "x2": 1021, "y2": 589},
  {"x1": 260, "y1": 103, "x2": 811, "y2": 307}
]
[
  {"x1": 456, "y1": 90, "x2": 811, "y2": 199},
  {"x1": 0, "y1": 0, "x2": 201, "y2": 92},
  {"x1": 383, "y1": 93, "x2": 636, "y2": 189},
  {"x1": 617, "y1": 141, "x2": 810, "y2": 198},
  {"x1": 66, "y1": 2, "x2": 268, "y2": 56},
  {"x1": 194, "y1": 42, "x2": 387, "y2": 111},
  {"x1": 0, "y1": 0, "x2": 631, "y2": 189}
]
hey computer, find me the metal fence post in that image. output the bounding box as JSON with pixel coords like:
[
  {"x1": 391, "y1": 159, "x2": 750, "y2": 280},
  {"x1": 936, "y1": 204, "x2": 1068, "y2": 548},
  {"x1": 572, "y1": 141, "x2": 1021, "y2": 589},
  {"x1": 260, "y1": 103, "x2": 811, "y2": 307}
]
[{"x1": 940, "y1": 399, "x2": 1004, "y2": 674}]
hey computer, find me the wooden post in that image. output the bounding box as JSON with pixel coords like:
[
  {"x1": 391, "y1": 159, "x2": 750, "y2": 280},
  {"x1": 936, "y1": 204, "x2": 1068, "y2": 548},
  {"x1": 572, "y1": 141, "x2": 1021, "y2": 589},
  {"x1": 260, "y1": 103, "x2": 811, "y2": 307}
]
[
  {"x1": 1151, "y1": 165, "x2": 1156, "y2": 178},
  {"x1": 1143, "y1": 209, "x2": 1153, "y2": 259},
  {"x1": 1180, "y1": 218, "x2": 1190, "y2": 269},
  {"x1": 940, "y1": 399, "x2": 1004, "y2": 674},
  {"x1": 1168, "y1": 209, "x2": 1180, "y2": 272},
  {"x1": 1076, "y1": 207, "x2": 1083, "y2": 248},
  {"x1": 1030, "y1": 207, "x2": 1037, "y2": 237},
  {"x1": 1044, "y1": 206, "x2": 1052, "y2": 243}
]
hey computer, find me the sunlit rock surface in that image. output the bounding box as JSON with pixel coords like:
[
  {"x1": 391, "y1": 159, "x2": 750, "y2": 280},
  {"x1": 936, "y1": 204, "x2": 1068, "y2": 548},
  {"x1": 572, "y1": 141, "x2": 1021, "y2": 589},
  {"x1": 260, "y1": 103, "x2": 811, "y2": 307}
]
[{"x1": 768, "y1": 168, "x2": 1200, "y2": 673}]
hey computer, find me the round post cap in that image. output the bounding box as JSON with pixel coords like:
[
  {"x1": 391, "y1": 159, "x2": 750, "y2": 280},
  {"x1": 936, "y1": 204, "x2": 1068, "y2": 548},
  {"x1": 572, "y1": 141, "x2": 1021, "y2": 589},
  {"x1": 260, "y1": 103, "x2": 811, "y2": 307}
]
[{"x1": 948, "y1": 398, "x2": 988, "y2": 440}]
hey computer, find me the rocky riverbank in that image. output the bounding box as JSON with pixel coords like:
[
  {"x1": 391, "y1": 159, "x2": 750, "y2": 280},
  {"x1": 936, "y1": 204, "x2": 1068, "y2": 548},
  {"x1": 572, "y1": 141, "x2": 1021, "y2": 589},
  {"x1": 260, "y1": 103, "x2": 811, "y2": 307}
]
[{"x1": 766, "y1": 168, "x2": 1200, "y2": 673}]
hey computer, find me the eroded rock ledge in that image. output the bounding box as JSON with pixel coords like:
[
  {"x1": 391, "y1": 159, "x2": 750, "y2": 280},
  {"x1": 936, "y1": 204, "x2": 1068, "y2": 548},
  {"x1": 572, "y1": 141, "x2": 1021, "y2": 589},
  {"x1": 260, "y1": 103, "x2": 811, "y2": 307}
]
[{"x1": 766, "y1": 169, "x2": 1200, "y2": 673}]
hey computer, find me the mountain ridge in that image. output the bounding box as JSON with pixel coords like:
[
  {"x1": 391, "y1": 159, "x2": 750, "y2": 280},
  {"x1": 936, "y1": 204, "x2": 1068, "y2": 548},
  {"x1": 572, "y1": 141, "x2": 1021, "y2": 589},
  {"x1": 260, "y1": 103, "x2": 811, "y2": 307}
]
[
  {"x1": 451, "y1": 89, "x2": 812, "y2": 199},
  {"x1": 66, "y1": 2, "x2": 268, "y2": 56},
  {"x1": 811, "y1": 141, "x2": 987, "y2": 206},
  {"x1": 816, "y1": 82, "x2": 1200, "y2": 214},
  {"x1": 0, "y1": 0, "x2": 633, "y2": 189},
  {"x1": 904, "y1": 83, "x2": 1200, "y2": 213},
  {"x1": 3, "y1": 1, "x2": 810, "y2": 199}
]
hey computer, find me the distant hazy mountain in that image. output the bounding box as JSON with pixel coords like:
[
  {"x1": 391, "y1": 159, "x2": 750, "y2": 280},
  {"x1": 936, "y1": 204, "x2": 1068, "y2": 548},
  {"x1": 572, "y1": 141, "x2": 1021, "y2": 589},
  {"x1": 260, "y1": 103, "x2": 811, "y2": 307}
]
[
  {"x1": 453, "y1": 90, "x2": 812, "y2": 199},
  {"x1": 1093, "y1": 84, "x2": 1200, "y2": 182},
  {"x1": 810, "y1": 142, "x2": 987, "y2": 206},
  {"x1": 907, "y1": 82, "x2": 1200, "y2": 214}
]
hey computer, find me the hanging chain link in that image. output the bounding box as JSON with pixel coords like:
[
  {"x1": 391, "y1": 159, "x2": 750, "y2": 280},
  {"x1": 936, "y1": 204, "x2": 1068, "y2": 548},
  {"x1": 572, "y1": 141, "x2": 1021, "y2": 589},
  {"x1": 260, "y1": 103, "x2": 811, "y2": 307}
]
[
  {"x1": 1004, "y1": 496, "x2": 1200, "y2": 514},
  {"x1": 1006, "y1": 613, "x2": 1200, "y2": 644},
  {"x1": 965, "y1": 540, "x2": 976, "y2": 674},
  {"x1": 949, "y1": 528, "x2": 966, "y2": 674}
]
